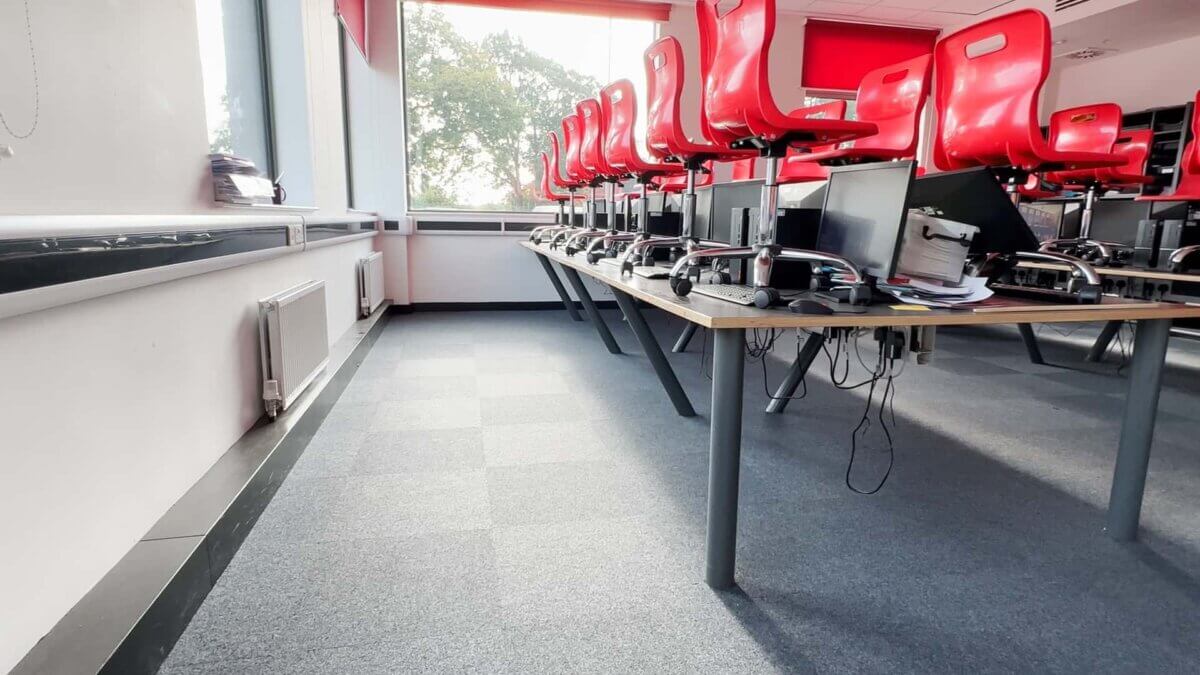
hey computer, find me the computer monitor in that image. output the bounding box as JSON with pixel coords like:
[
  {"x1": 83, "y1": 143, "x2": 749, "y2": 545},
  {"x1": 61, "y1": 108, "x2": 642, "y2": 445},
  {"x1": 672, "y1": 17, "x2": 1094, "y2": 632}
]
[
  {"x1": 816, "y1": 161, "x2": 917, "y2": 281},
  {"x1": 695, "y1": 180, "x2": 763, "y2": 242},
  {"x1": 1089, "y1": 198, "x2": 1153, "y2": 245},
  {"x1": 908, "y1": 167, "x2": 1039, "y2": 254},
  {"x1": 1018, "y1": 201, "x2": 1065, "y2": 243}
]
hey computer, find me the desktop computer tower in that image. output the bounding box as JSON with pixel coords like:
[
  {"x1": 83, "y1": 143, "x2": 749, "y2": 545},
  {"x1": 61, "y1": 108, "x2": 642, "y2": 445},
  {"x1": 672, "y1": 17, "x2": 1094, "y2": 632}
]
[
  {"x1": 1133, "y1": 219, "x2": 1163, "y2": 269},
  {"x1": 642, "y1": 211, "x2": 683, "y2": 263},
  {"x1": 727, "y1": 207, "x2": 821, "y2": 289},
  {"x1": 1157, "y1": 218, "x2": 1200, "y2": 269}
]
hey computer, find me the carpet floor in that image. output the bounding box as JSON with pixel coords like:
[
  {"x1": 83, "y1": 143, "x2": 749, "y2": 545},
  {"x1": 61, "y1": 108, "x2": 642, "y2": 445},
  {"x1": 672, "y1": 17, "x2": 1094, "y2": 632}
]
[{"x1": 161, "y1": 310, "x2": 1200, "y2": 674}]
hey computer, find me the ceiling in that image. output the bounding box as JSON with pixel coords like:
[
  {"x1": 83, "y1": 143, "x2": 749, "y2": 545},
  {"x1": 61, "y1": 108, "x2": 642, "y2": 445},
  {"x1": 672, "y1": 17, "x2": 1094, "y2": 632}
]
[
  {"x1": 1049, "y1": 0, "x2": 1200, "y2": 64},
  {"x1": 774, "y1": 0, "x2": 1017, "y2": 27}
]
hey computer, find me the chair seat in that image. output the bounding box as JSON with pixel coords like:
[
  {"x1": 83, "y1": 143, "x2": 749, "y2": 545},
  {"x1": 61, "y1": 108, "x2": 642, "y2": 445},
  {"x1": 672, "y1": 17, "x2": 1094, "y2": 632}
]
[
  {"x1": 1023, "y1": 149, "x2": 1124, "y2": 173},
  {"x1": 757, "y1": 119, "x2": 878, "y2": 149},
  {"x1": 788, "y1": 144, "x2": 910, "y2": 165}
]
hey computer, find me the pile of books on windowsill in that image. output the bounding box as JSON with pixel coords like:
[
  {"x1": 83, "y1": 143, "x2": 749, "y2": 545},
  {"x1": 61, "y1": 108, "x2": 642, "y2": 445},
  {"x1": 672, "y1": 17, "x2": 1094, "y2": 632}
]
[{"x1": 209, "y1": 153, "x2": 275, "y2": 205}]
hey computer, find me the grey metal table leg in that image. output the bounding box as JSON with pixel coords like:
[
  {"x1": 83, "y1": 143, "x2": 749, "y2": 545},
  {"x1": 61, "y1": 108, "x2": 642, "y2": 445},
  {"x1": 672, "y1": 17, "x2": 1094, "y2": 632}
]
[
  {"x1": 1106, "y1": 318, "x2": 1171, "y2": 541},
  {"x1": 611, "y1": 290, "x2": 696, "y2": 417},
  {"x1": 706, "y1": 328, "x2": 746, "y2": 589},
  {"x1": 1086, "y1": 320, "x2": 1123, "y2": 363},
  {"x1": 560, "y1": 266, "x2": 621, "y2": 355},
  {"x1": 673, "y1": 323, "x2": 699, "y2": 353},
  {"x1": 535, "y1": 253, "x2": 582, "y2": 322},
  {"x1": 765, "y1": 332, "x2": 826, "y2": 415},
  {"x1": 1018, "y1": 323, "x2": 1045, "y2": 365}
]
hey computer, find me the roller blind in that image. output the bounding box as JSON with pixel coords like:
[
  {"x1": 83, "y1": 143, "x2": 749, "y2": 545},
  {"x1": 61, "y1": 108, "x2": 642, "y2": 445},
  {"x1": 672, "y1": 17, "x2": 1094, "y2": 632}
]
[
  {"x1": 417, "y1": 0, "x2": 672, "y2": 21},
  {"x1": 336, "y1": 0, "x2": 367, "y2": 60},
  {"x1": 802, "y1": 20, "x2": 938, "y2": 92}
]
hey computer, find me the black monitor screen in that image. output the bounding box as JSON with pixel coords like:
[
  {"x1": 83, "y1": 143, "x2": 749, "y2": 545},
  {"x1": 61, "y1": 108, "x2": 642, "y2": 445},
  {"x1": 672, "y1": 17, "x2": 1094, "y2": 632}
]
[
  {"x1": 1089, "y1": 198, "x2": 1152, "y2": 245},
  {"x1": 816, "y1": 161, "x2": 916, "y2": 281},
  {"x1": 908, "y1": 167, "x2": 1039, "y2": 254}
]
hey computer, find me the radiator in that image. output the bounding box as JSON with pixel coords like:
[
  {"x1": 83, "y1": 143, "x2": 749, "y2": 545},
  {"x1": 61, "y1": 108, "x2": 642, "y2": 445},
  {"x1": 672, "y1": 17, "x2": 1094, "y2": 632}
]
[
  {"x1": 258, "y1": 280, "x2": 329, "y2": 419},
  {"x1": 358, "y1": 251, "x2": 385, "y2": 317}
]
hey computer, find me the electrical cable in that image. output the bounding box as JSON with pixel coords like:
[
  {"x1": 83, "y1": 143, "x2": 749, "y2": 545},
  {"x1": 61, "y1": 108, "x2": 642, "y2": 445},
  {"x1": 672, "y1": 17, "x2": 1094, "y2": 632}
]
[
  {"x1": 844, "y1": 339, "x2": 897, "y2": 495},
  {"x1": 1, "y1": 0, "x2": 40, "y2": 140}
]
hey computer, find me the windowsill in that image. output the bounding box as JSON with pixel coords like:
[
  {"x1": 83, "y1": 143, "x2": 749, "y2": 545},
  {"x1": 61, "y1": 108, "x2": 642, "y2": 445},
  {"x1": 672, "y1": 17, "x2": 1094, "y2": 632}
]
[{"x1": 217, "y1": 202, "x2": 320, "y2": 212}]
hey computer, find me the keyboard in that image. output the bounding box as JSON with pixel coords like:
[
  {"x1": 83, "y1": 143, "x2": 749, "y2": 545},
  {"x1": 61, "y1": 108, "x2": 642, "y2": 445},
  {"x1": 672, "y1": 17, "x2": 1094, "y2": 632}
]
[{"x1": 690, "y1": 284, "x2": 758, "y2": 306}]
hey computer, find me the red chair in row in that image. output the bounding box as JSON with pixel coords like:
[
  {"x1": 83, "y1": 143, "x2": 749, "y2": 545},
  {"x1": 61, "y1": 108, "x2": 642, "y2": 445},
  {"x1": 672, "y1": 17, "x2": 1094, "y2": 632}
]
[
  {"x1": 530, "y1": 131, "x2": 585, "y2": 244},
  {"x1": 585, "y1": 79, "x2": 690, "y2": 262},
  {"x1": 931, "y1": 8, "x2": 1114, "y2": 291},
  {"x1": 1139, "y1": 90, "x2": 1200, "y2": 270},
  {"x1": 618, "y1": 35, "x2": 756, "y2": 273},
  {"x1": 564, "y1": 98, "x2": 623, "y2": 254},
  {"x1": 669, "y1": 0, "x2": 906, "y2": 306}
]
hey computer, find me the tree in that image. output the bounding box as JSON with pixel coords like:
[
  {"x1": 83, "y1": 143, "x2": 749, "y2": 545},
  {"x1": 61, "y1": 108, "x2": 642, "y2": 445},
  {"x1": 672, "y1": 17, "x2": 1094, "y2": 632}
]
[{"x1": 403, "y1": 6, "x2": 598, "y2": 211}]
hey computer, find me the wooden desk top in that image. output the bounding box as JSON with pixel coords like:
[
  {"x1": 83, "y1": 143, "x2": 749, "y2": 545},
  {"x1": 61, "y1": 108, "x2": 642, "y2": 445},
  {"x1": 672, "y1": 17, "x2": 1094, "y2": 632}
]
[
  {"x1": 1019, "y1": 261, "x2": 1200, "y2": 284},
  {"x1": 525, "y1": 241, "x2": 1200, "y2": 330}
]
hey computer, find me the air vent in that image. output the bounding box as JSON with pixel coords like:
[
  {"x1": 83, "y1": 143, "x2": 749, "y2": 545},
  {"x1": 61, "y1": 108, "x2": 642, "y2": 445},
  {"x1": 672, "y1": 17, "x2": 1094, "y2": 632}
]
[
  {"x1": 1055, "y1": 0, "x2": 1093, "y2": 10},
  {"x1": 1061, "y1": 47, "x2": 1115, "y2": 60}
]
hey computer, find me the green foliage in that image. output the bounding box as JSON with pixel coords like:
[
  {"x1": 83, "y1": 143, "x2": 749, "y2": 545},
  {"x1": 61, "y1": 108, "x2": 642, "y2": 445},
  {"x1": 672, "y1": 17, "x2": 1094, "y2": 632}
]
[{"x1": 403, "y1": 5, "x2": 598, "y2": 211}]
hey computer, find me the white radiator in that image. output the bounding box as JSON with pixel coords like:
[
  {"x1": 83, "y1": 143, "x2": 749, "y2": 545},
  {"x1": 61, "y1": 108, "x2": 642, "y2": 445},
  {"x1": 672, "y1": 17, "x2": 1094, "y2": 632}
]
[
  {"x1": 258, "y1": 280, "x2": 329, "y2": 419},
  {"x1": 358, "y1": 251, "x2": 385, "y2": 317}
]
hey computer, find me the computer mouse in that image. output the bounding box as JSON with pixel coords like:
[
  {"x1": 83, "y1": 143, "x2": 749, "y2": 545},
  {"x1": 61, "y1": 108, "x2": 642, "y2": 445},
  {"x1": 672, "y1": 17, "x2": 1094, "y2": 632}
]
[{"x1": 788, "y1": 299, "x2": 835, "y2": 315}]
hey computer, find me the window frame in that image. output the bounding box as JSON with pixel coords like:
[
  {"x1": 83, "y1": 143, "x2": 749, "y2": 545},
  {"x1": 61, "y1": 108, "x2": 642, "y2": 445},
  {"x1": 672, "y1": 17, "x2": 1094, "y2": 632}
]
[{"x1": 197, "y1": 0, "x2": 279, "y2": 179}]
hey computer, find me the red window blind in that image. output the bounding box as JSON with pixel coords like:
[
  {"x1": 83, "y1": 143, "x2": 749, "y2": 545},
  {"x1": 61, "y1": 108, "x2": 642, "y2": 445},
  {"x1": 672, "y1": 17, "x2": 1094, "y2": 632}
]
[
  {"x1": 417, "y1": 0, "x2": 672, "y2": 22},
  {"x1": 336, "y1": 0, "x2": 368, "y2": 60},
  {"x1": 802, "y1": 20, "x2": 938, "y2": 92}
]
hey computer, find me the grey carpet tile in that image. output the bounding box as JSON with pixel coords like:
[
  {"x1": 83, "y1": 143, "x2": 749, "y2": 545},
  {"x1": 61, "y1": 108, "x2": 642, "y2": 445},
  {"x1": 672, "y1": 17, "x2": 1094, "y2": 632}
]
[
  {"x1": 344, "y1": 374, "x2": 478, "y2": 404},
  {"x1": 163, "y1": 310, "x2": 1200, "y2": 673},
  {"x1": 476, "y1": 371, "x2": 571, "y2": 397},
  {"x1": 372, "y1": 397, "x2": 482, "y2": 432},
  {"x1": 480, "y1": 420, "x2": 615, "y2": 467},
  {"x1": 392, "y1": 356, "x2": 479, "y2": 378},
  {"x1": 166, "y1": 532, "x2": 502, "y2": 666},
  {"x1": 484, "y1": 460, "x2": 675, "y2": 527},
  {"x1": 353, "y1": 428, "x2": 486, "y2": 476}
]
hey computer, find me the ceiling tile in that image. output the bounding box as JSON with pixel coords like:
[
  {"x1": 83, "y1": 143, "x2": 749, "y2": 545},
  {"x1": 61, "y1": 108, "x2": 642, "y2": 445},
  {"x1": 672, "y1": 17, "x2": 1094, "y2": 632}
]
[
  {"x1": 856, "y1": 5, "x2": 922, "y2": 22},
  {"x1": 905, "y1": 10, "x2": 965, "y2": 27},
  {"x1": 933, "y1": 0, "x2": 1013, "y2": 14},
  {"x1": 878, "y1": 0, "x2": 943, "y2": 9},
  {"x1": 806, "y1": 0, "x2": 869, "y2": 15}
]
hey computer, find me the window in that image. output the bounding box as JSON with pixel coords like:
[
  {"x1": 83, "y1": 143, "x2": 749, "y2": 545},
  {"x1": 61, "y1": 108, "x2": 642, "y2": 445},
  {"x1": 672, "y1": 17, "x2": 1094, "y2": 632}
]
[
  {"x1": 195, "y1": 0, "x2": 275, "y2": 176},
  {"x1": 401, "y1": 1, "x2": 657, "y2": 213},
  {"x1": 803, "y1": 95, "x2": 858, "y2": 121}
]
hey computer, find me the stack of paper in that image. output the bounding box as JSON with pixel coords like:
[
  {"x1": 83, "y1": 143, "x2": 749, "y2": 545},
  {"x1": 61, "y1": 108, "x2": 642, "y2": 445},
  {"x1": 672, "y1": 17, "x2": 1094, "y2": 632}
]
[
  {"x1": 210, "y1": 154, "x2": 274, "y2": 205},
  {"x1": 879, "y1": 275, "x2": 994, "y2": 308}
]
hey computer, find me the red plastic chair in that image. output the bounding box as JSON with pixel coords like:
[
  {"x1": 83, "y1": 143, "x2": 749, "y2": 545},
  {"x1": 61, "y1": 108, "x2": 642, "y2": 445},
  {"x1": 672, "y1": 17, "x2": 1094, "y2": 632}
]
[
  {"x1": 1018, "y1": 174, "x2": 1060, "y2": 201},
  {"x1": 933, "y1": 9, "x2": 1122, "y2": 178},
  {"x1": 1043, "y1": 103, "x2": 1124, "y2": 187},
  {"x1": 676, "y1": 0, "x2": 878, "y2": 306},
  {"x1": 787, "y1": 55, "x2": 932, "y2": 166},
  {"x1": 655, "y1": 166, "x2": 714, "y2": 192},
  {"x1": 562, "y1": 113, "x2": 594, "y2": 186},
  {"x1": 1096, "y1": 129, "x2": 1155, "y2": 188},
  {"x1": 697, "y1": 0, "x2": 877, "y2": 152},
  {"x1": 548, "y1": 131, "x2": 584, "y2": 192},
  {"x1": 618, "y1": 36, "x2": 754, "y2": 274},
  {"x1": 1141, "y1": 91, "x2": 1200, "y2": 202},
  {"x1": 776, "y1": 101, "x2": 847, "y2": 183}
]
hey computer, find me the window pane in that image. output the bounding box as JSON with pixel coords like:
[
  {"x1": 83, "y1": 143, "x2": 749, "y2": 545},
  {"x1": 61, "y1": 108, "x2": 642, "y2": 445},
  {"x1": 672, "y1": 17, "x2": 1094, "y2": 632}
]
[
  {"x1": 196, "y1": 0, "x2": 273, "y2": 174},
  {"x1": 401, "y1": 2, "x2": 656, "y2": 212}
]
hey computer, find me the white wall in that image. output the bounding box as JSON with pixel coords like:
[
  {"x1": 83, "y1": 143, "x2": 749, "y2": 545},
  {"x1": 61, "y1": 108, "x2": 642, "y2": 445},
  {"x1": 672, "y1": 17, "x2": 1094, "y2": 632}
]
[
  {"x1": 407, "y1": 234, "x2": 577, "y2": 303},
  {"x1": 0, "y1": 1, "x2": 369, "y2": 670},
  {"x1": 0, "y1": 238, "x2": 373, "y2": 673},
  {"x1": 1045, "y1": 33, "x2": 1200, "y2": 115},
  {"x1": 0, "y1": 1, "x2": 216, "y2": 214}
]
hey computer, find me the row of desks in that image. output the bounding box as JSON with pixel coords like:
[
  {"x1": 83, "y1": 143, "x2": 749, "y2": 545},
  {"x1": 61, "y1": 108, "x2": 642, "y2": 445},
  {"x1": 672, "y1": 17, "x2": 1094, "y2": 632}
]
[{"x1": 522, "y1": 240, "x2": 1200, "y2": 589}]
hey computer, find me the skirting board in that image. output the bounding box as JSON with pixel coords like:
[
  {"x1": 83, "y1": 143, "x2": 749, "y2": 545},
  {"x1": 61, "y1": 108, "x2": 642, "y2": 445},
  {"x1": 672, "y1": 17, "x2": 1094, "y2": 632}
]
[{"x1": 12, "y1": 304, "x2": 392, "y2": 675}]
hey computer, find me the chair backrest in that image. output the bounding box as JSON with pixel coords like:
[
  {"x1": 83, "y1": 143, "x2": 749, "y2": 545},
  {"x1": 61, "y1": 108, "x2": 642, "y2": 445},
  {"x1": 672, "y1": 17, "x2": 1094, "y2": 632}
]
[
  {"x1": 645, "y1": 37, "x2": 692, "y2": 161},
  {"x1": 730, "y1": 158, "x2": 756, "y2": 181},
  {"x1": 850, "y1": 53, "x2": 932, "y2": 156},
  {"x1": 696, "y1": 0, "x2": 772, "y2": 145},
  {"x1": 562, "y1": 113, "x2": 593, "y2": 184},
  {"x1": 578, "y1": 98, "x2": 619, "y2": 177},
  {"x1": 601, "y1": 79, "x2": 672, "y2": 177},
  {"x1": 539, "y1": 152, "x2": 565, "y2": 202},
  {"x1": 1096, "y1": 129, "x2": 1153, "y2": 185},
  {"x1": 547, "y1": 131, "x2": 574, "y2": 189},
  {"x1": 932, "y1": 9, "x2": 1053, "y2": 171},
  {"x1": 1048, "y1": 103, "x2": 1122, "y2": 156}
]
